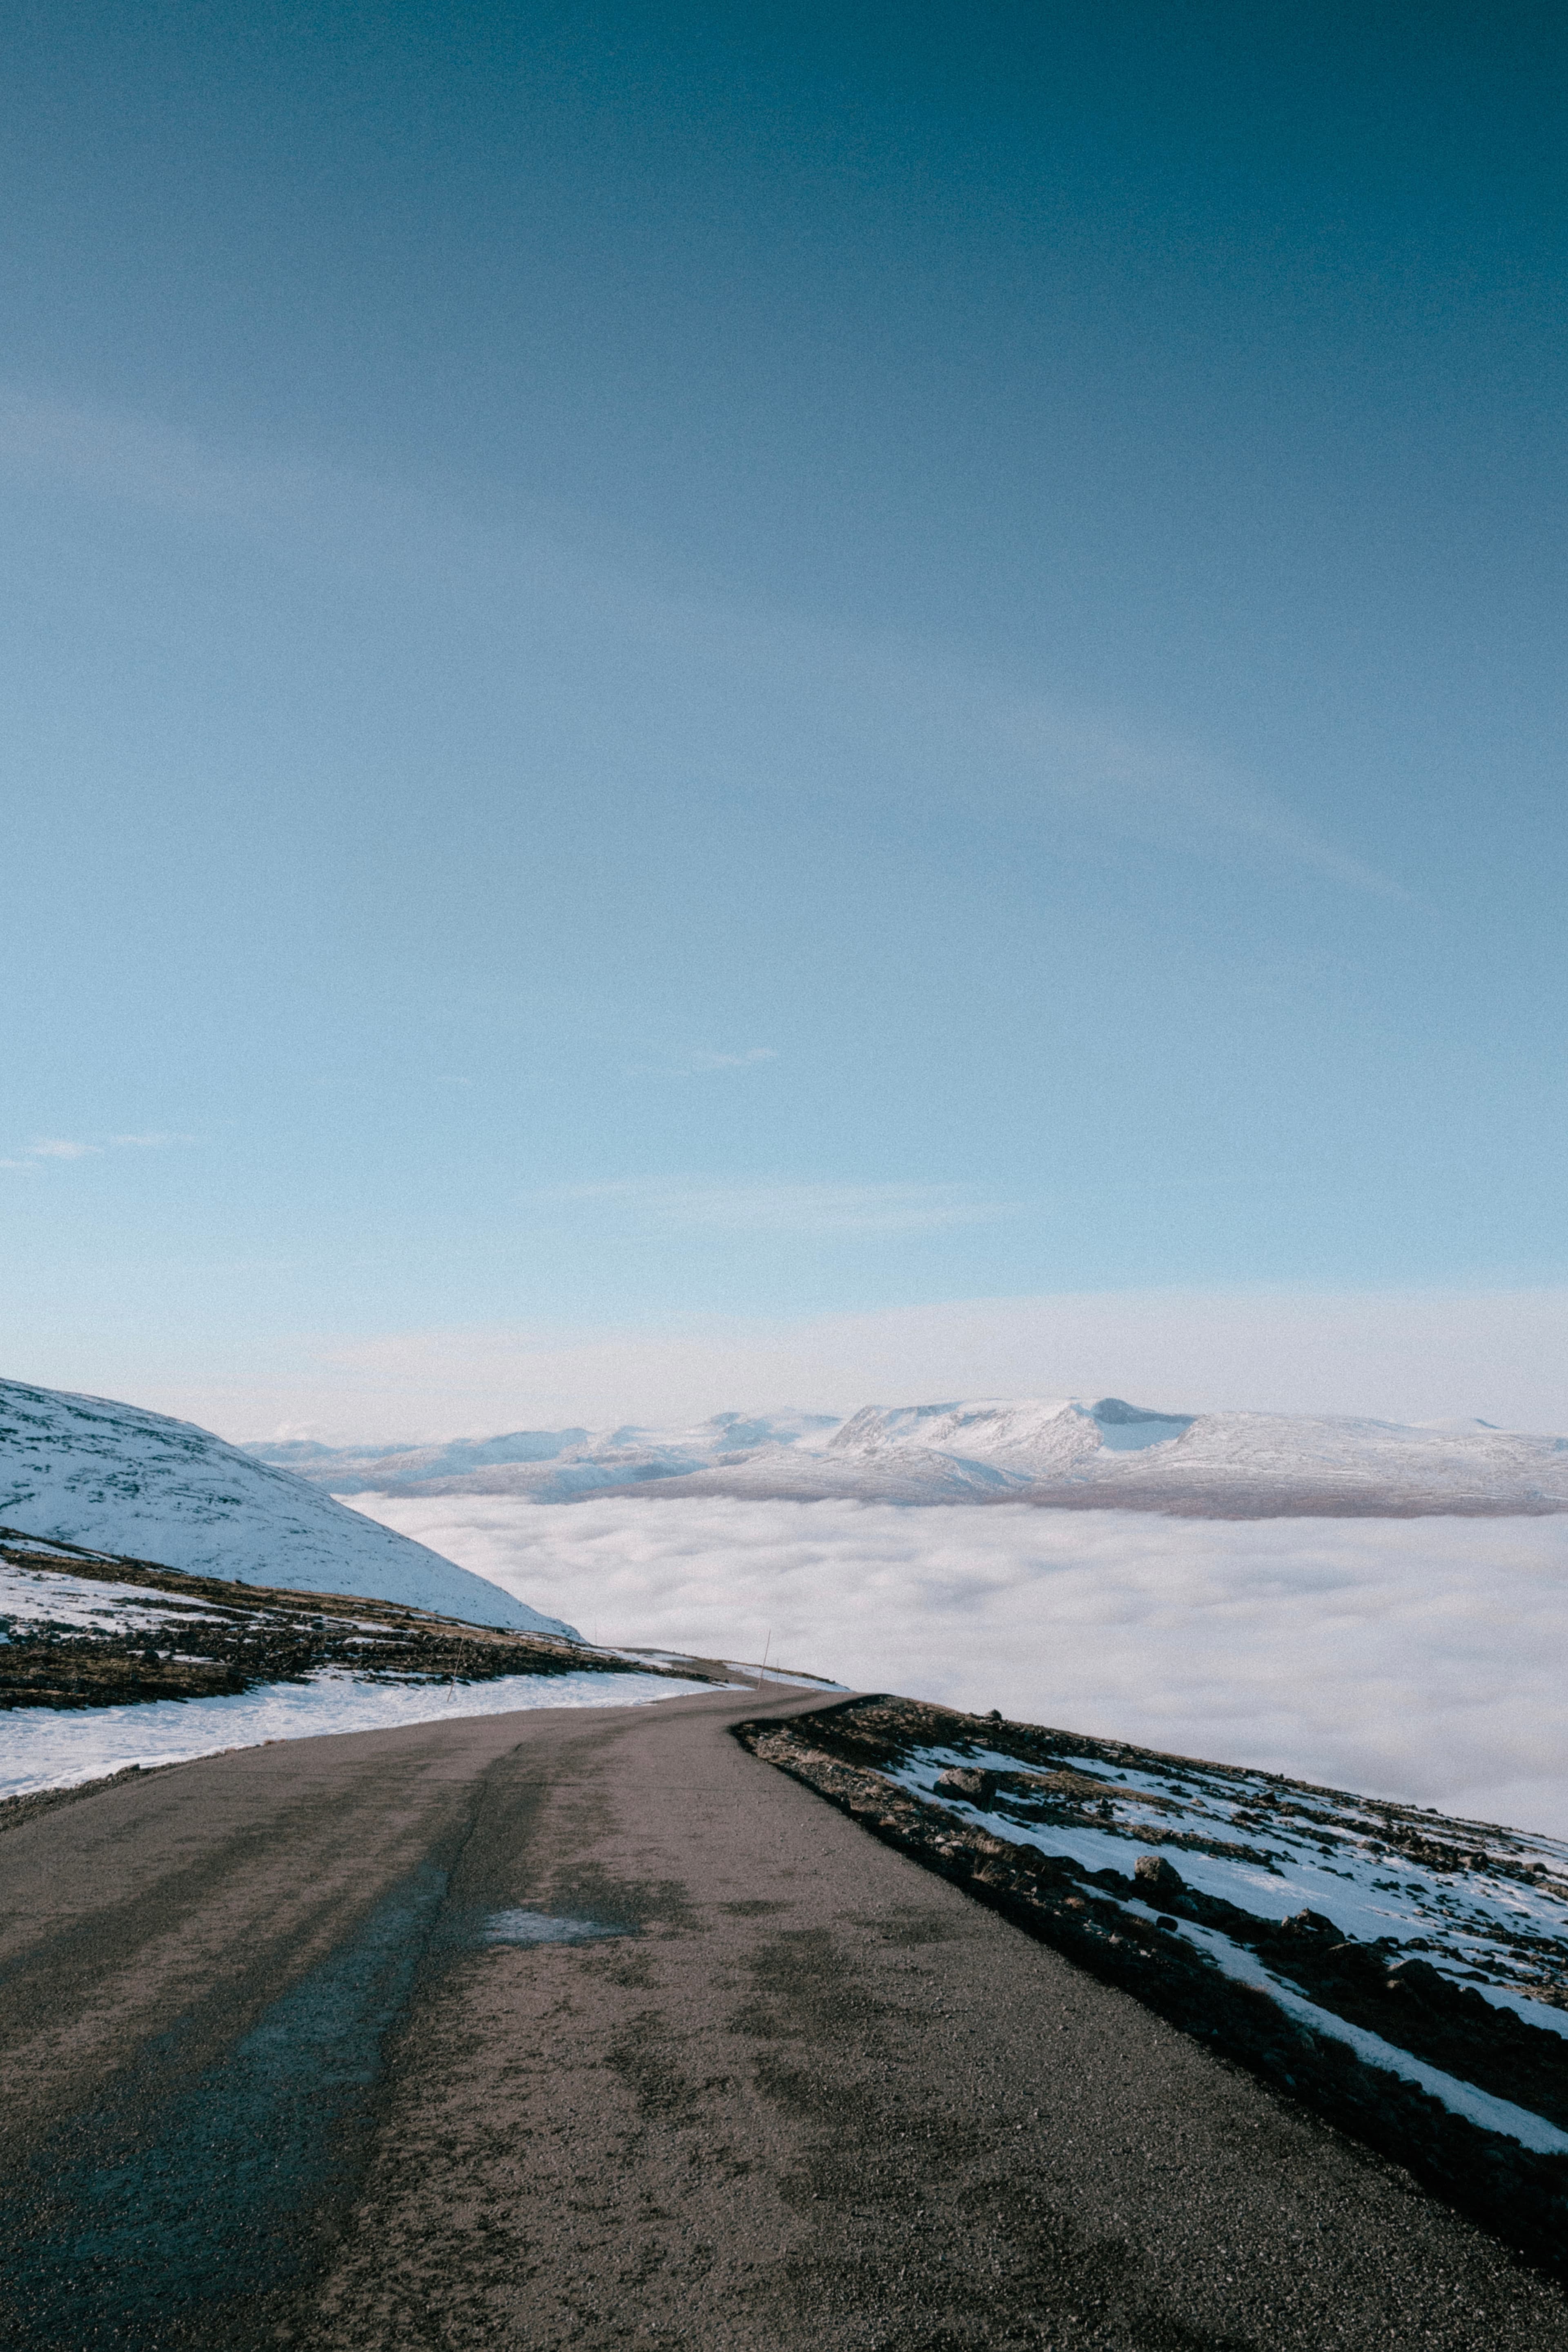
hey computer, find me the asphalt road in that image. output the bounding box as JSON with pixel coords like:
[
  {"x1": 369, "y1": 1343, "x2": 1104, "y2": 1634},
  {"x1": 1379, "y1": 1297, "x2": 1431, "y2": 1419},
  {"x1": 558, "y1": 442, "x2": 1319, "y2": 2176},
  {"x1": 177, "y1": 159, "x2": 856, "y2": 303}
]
[{"x1": 3, "y1": 1685, "x2": 1565, "y2": 2351}]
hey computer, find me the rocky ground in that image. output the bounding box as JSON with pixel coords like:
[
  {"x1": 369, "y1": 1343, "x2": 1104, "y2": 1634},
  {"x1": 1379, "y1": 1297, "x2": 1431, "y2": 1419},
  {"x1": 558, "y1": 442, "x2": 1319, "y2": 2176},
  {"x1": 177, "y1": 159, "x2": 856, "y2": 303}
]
[
  {"x1": 736, "y1": 1695, "x2": 1568, "y2": 2284},
  {"x1": 0, "y1": 1528, "x2": 727, "y2": 1713}
]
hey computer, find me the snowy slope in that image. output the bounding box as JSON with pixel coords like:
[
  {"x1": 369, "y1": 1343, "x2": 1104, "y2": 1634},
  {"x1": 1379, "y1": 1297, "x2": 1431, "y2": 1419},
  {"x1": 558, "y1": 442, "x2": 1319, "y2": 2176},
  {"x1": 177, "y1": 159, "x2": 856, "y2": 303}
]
[
  {"x1": 249, "y1": 1411, "x2": 842, "y2": 1501},
  {"x1": 1054, "y1": 1404, "x2": 1568, "y2": 1512},
  {"x1": 254, "y1": 1394, "x2": 1568, "y2": 1514},
  {"x1": 813, "y1": 1396, "x2": 1194, "y2": 1492},
  {"x1": 0, "y1": 1379, "x2": 575, "y2": 1633},
  {"x1": 258, "y1": 1425, "x2": 595, "y2": 1493},
  {"x1": 782, "y1": 1397, "x2": 1568, "y2": 1512},
  {"x1": 249, "y1": 1402, "x2": 1128, "y2": 1502}
]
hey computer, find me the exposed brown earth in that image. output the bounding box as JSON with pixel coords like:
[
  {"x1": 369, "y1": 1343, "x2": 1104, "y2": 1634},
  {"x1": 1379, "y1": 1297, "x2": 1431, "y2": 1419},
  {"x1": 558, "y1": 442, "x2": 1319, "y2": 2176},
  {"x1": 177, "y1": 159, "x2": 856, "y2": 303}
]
[{"x1": 0, "y1": 1529, "x2": 726, "y2": 1711}]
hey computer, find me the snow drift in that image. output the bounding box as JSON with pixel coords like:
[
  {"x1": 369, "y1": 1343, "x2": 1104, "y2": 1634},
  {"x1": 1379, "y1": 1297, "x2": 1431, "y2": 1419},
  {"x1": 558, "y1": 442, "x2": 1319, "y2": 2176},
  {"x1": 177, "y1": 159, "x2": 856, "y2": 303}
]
[{"x1": 0, "y1": 1377, "x2": 574, "y2": 1634}]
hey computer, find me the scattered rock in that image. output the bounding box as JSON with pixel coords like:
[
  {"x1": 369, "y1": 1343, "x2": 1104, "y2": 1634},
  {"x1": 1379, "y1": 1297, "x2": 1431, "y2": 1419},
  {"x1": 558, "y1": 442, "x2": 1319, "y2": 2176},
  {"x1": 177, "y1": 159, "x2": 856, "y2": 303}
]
[
  {"x1": 0, "y1": 1535, "x2": 689, "y2": 1712},
  {"x1": 1134, "y1": 1854, "x2": 1187, "y2": 1897},
  {"x1": 1279, "y1": 1909, "x2": 1343, "y2": 1939}
]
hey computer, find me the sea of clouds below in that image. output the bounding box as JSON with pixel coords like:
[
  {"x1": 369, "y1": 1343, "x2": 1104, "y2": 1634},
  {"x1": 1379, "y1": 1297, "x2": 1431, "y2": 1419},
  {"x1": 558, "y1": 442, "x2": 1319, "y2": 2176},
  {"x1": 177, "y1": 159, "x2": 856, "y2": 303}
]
[{"x1": 348, "y1": 1494, "x2": 1568, "y2": 1839}]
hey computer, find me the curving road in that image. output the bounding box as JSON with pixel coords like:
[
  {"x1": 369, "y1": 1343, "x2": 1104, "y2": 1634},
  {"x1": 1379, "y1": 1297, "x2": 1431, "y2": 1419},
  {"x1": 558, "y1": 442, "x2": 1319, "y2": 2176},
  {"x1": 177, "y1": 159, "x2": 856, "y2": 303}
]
[{"x1": 2, "y1": 1685, "x2": 1565, "y2": 2350}]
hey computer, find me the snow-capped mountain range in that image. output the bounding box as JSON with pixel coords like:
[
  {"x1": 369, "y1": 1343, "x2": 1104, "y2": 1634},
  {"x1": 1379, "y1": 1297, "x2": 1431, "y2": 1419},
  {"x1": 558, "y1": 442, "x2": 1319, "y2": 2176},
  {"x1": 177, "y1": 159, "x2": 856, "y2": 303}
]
[
  {"x1": 251, "y1": 1396, "x2": 1568, "y2": 1515},
  {"x1": 0, "y1": 1378, "x2": 574, "y2": 1633}
]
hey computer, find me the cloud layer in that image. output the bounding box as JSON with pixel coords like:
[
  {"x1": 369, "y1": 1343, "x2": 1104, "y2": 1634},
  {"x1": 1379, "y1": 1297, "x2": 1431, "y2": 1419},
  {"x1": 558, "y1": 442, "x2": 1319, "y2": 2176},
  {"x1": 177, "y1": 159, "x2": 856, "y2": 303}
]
[
  {"x1": 122, "y1": 1285, "x2": 1568, "y2": 1447},
  {"x1": 350, "y1": 1492, "x2": 1568, "y2": 1838}
]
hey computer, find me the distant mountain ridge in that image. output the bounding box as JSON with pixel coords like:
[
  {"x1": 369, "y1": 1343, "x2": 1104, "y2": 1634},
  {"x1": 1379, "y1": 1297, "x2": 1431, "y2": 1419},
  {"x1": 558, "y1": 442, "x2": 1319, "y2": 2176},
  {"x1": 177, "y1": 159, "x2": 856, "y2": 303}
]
[
  {"x1": 0, "y1": 1377, "x2": 575, "y2": 1632},
  {"x1": 248, "y1": 1396, "x2": 1568, "y2": 1516}
]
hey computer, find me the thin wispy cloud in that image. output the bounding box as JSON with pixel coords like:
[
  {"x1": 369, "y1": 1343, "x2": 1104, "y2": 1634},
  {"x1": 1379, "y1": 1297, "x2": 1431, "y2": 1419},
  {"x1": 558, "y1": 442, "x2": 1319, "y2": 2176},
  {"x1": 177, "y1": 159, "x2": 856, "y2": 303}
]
[
  {"x1": 648, "y1": 582, "x2": 1405, "y2": 898},
  {"x1": 543, "y1": 1179, "x2": 1015, "y2": 1236},
  {"x1": 2, "y1": 1132, "x2": 193, "y2": 1169},
  {"x1": 0, "y1": 388, "x2": 309, "y2": 523},
  {"x1": 1001, "y1": 704, "x2": 1405, "y2": 900},
  {"x1": 621, "y1": 1046, "x2": 780, "y2": 1079},
  {"x1": 0, "y1": 386, "x2": 1399, "y2": 902},
  {"x1": 687, "y1": 1047, "x2": 778, "y2": 1072}
]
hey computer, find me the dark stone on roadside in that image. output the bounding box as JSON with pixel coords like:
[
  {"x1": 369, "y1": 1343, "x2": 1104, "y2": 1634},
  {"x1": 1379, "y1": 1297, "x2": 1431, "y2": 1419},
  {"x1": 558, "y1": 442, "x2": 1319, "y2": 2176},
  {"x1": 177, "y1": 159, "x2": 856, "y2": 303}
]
[{"x1": 938, "y1": 1766, "x2": 996, "y2": 1802}]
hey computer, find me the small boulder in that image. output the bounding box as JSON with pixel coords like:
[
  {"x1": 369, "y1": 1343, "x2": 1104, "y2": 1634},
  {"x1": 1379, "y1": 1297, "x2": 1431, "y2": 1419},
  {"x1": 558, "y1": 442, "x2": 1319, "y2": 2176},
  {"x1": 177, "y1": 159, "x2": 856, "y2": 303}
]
[
  {"x1": 1383, "y1": 1956, "x2": 1446, "y2": 2000},
  {"x1": 1324, "y1": 1940, "x2": 1388, "y2": 1979},
  {"x1": 1279, "y1": 1909, "x2": 1341, "y2": 1939},
  {"x1": 1134, "y1": 1854, "x2": 1186, "y2": 1897},
  {"x1": 938, "y1": 1766, "x2": 995, "y2": 1803}
]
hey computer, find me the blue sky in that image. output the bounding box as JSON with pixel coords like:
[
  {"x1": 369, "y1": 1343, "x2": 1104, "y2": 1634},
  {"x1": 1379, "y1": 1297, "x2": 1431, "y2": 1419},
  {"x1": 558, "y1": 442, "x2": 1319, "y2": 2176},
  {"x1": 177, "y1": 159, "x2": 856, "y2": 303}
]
[{"x1": 3, "y1": 4, "x2": 1565, "y2": 1433}]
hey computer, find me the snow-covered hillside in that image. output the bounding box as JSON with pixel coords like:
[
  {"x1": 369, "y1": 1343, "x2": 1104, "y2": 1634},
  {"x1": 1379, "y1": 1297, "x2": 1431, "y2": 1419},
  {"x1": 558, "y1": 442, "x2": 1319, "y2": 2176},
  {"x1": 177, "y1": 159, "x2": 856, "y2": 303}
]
[
  {"x1": 764, "y1": 1397, "x2": 1568, "y2": 1511},
  {"x1": 253, "y1": 1395, "x2": 1568, "y2": 1515},
  {"x1": 248, "y1": 1410, "x2": 842, "y2": 1501},
  {"x1": 0, "y1": 1379, "x2": 575, "y2": 1633}
]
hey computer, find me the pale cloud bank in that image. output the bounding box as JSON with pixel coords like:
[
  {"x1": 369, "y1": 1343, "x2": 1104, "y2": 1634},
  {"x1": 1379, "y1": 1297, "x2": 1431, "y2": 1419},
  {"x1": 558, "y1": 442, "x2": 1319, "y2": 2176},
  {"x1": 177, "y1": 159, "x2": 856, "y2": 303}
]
[
  {"x1": 113, "y1": 1285, "x2": 1568, "y2": 1448},
  {"x1": 350, "y1": 1492, "x2": 1568, "y2": 1839}
]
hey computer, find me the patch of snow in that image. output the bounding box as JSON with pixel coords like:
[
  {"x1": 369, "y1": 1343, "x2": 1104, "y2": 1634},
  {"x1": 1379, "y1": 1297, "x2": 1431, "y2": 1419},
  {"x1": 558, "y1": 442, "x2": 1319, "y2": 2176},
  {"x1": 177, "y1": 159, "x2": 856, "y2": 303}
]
[
  {"x1": 0, "y1": 1560, "x2": 227, "y2": 1637},
  {"x1": 1146, "y1": 1909, "x2": 1568, "y2": 2156},
  {"x1": 881, "y1": 1740, "x2": 1568, "y2": 2036},
  {"x1": 0, "y1": 1665, "x2": 710, "y2": 1800}
]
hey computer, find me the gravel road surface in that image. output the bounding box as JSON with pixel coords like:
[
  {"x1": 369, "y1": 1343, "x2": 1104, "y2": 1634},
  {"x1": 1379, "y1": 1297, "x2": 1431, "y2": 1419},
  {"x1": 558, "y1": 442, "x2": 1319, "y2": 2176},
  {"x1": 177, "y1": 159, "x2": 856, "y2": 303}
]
[{"x1": 2, "y1": 1685, "x2": 1565, "y2": 2350}]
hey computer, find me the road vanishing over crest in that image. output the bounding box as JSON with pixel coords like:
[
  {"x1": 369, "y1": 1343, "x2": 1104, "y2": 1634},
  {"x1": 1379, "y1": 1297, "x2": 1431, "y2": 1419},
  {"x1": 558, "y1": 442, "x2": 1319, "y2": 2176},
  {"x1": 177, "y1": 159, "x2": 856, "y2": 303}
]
[{"x1": 2, "y1": 1686, "x2": 1565, "y2": 2351}]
